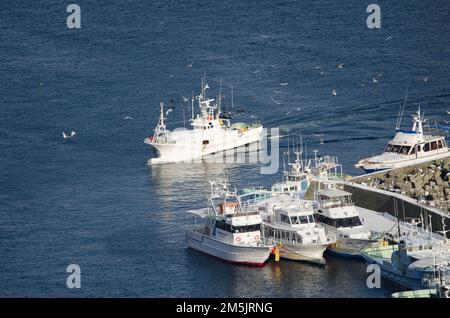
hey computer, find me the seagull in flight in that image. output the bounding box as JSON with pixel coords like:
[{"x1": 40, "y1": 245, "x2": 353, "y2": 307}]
[
  {"x1": 271, "y1": 96, "x2": 281, "y2": 105},
  {"x1": 337, "y1": 63, "x2": 344, "y2": 69},
  {"x1": 62, "y1": 131, "x2": 76, "y2": 140},
  {"x1": 313, "y1": 133, "x2": 325, "y2": 144},
  {"x1": 124, "y1": 116, "x2": 133, "y2": 120},
  {"x1": 331, "y1": 89, "x2": 337, "y2": 96},
  {"x1": 423, "y1": 77, "x2": 429, "y2": 82},
  {"x1": 280, "y1": 82, "x2": 288, "y2": 86},
  {"x1": 372, "y1": 77, "x2": 378, "y2": 83},
  {"x1": 166, "y1": 108, "x2": 173, "y2": 115},
  {"x1": 181, "y1": 96, "x2": 189, "y2": 102},
  {"x1": 186, "y1": 61, "x2": 194, "y2": 68}
]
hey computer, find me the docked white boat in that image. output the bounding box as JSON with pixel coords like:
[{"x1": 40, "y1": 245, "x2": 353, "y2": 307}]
[
  {"x1": 255, "y1": 195, "x2": 335, "y2": 264},
  {"x1": 356, "y1": 107, "x2": 450, "y2": 173},
  {"x1": 362, "y1": 219, "x2": 450, "y2": 290},
  {"x1": 185, "y1": 179, "x2": 273, "y2": 266},
  {"x1": 145, "y1": 78, "x2": 264, "y2": 164},
  {"x1": 314, "y1": 187, "x2": 382, "y2": 257}
]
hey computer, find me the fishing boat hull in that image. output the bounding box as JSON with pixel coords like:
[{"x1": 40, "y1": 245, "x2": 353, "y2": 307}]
[
  {"x1": 147, "y1": 126, "x2": 264, "y2": 164},
  {"x1": 185, "y1": 230, "x2": 272, "y2": 266},
  {"x1": 279, "y1": 243, "x2": 328, "y2": 264},
  {"x1": 327, "y1": 238, "x2": 381, "y2": 257},
  {"x1": 361, "y1": 245, "x2": 444, "y2": 290}
]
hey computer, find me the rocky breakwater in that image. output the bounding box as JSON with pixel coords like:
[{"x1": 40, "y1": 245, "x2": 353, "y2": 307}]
[{"x1": 363, "y1": 160, "x2": 450, "y2": 213}]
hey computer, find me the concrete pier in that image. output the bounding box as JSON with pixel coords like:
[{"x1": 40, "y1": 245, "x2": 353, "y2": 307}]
[{"x1": 343, "y1": 158, "x2": 450, "y2": 238}]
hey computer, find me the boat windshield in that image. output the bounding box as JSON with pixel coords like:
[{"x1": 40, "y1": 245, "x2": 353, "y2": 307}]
[
  {"x1": 385, "y1": 144, "x2": 411, "y2": 155},
  {"x1": 334, "y1": 216, "x2": 362, "y2": 228},
  {"x1": 320, "y1": 195, "x2": 353, "y2": 208},
  {"x1": 290, "y1": 214, "x2": 315, "y2": 225}
]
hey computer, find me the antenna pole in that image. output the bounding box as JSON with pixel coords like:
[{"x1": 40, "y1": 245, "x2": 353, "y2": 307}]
[{"x1": 231, "y1": 85, "x2": 234, "y2": 110}]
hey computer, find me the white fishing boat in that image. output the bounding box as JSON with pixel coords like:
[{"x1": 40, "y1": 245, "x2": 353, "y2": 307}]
[
  {"x1": 313, "y1": 187, "x2": 382, "y2": 257},
  {"x1": 356, "y1": 107, "x2": 450, "y2": 173},
  {"x1": 185, "y1": 179, "x2": 273, "y2": 266},
  {"x1": 362, "y1": 219, "x2": 450, "y2": 290},
  {"x1": 145, "y1": 78, "x2": 264, "y2": 164},
  {"x1": 255, "y1": 195, "x2": 335, "y2": 264}
]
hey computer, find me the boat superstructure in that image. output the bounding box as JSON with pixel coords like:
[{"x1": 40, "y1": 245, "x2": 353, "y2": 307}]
[
  {"x1": 314, "y1": 187, "x2": 382, "y2": 257},
  {"x1": 185, "y1": 178, "x2": 273, "y2": 266},
  {"x1": 244, "y1": 150, "x2": 343, "y2": 200},
  {"x1": 145, "y1": 78, "x2": 264, "y2": 164},
  {"x1": 254, "y1": 195, "x2": 335, "y2": 264},
  {"x1": 362, "y1": 219, "x2": 450, "y2": 290},
  {"x1": 356, "y1": 107, "x2": 450, "y2": 173}
]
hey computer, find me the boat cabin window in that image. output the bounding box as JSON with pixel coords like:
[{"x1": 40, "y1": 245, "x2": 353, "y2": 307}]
[
  {"x1": 281, "y1": 214, "x2": 290, "y2": 224},
  {"x1": 290, "y1": 215, "x2": 309, "y2": 225},
  {"x1": 431, "y1": 141, "x2": 438, "y2": 151},
  {"x1": 399, "y1": 146, "x2": 410, "y2": 155},
  {"x1": 385, "y1": 144, "x2": 411, "y2": 155},
  {"x1": 391, "y1": 145, "x2": 400, "y2": 153},
  {"x1": 315, "y1": 215, "x2": 362, "y2": 228},
  {"x1": 308, "y1": 215, "x2": 314, "y2": 223},
  {"x1": 438, "y1": 140, "x2": 443, "y2": 149},
  {"x1": 214, "y1": 220, "x2": 260, "y2": 233},
  {"x1": 410, "y1": 146, "x2": 415, "y2": 155}
]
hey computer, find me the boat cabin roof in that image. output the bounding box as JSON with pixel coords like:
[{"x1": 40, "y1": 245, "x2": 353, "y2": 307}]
[{"x1": 318, "y1": 189, "x2": 352, "y2": 198}]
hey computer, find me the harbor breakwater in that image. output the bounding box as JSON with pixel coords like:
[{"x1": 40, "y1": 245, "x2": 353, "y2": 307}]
[{"x1": 344, "y1": 158, "x2": 450, "y2": 237}]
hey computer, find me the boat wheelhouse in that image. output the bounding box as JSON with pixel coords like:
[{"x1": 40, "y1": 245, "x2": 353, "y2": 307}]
[
  {"x1": 253, "y1": 195, "x2": 335, "y2": 264},
  {"x1": 314, "y1": 188, "x2": 381, "y2": 257},
  {"x1": 356, "y1": 107, "x2": 450, "y2": 173},
  {"x1": 185, "y1": 179, "x2": 273, "y2": 266},
  {"x1": 145, "y1": 78, "x2": 264, "y2": 164}
]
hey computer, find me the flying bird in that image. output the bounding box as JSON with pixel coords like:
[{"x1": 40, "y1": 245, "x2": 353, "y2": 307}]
[
  {"x1": 124, "y1": 116, "x2": 133, "y2": 120},
  {"x1": 62, "y1": 131, "x2": 76, "y2": 140},
  {"x1": 337, "y1": 63, "x2": 344, "y2": 69},
  {"x1": 372, "y1": 77, "x2": 378, "y2": 83},
  {"x1": 271, "y1": 96, "x2": 281, "y2": 105},
  {"x1": 331, "y1": 89, "x2": 337, "y2": 96},
  {"x1": 186, "y1": 61, "x2": 194, "y2": 68}
]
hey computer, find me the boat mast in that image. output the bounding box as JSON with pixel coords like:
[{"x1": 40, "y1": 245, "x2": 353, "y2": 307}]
[
  {"x1": 231, "y1": 85, "x2": 234, "y2": 110},
  {"x1": 396, "y1": 95, "x2": 408, "y2": 130}
]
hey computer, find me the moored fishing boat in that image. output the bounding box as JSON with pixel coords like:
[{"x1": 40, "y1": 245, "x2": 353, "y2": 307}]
[
  {"x1": 255, "y1": 195, "x2": 335, "y2": 264},
  {"x1": 185, "y1": 179, "x2": 273, "y2": 266},
  {"x1": 362, "y1": 219, "x2": 450, "y2": 290},
  {"x1": 313, "y1": 187, "x2": 382, "y2": 257}
]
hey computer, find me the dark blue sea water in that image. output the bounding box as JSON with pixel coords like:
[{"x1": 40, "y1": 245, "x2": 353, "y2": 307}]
[{"x1": 1, "y1": 0, "x2": 450, "y2": 297}]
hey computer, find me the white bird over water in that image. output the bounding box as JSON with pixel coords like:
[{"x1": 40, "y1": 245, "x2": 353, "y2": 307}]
[
  {"x1": 331, "y1": 89, "x2": 337, "y2": 96},
  {"x1": 313, "y1": 133, "x2": 325, "y2": 144},
  {"x1": 124, "y1": 116, "x2": 133, "y2": 120},
  {"x1": 186, "y1": 61, "x2": 194, "y2": 68},
  {"x1": 337, "y1": 63, "x2": 344, "y2": 69},
  {"x1": 280, "y1": 82, "x2": 288, "y2": 86},
  {"x1": 372, "y1": 77, "x2": 378, "y2": 83},
  {"x1": 271, "y1": 96, "x2": 281, "y2": 105},
  {"x1": 181, "y1": 96, "x2": 189, "y2": 102},
  {"x1": 166, "y1": 108, "x2": 173, "y2": 115},
  {"x1": 423, "y1": 77, "x2": 429, "y2": 82},
  {"x1": 62, "y1": 131, "x2": 76, "y2": 140}
]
